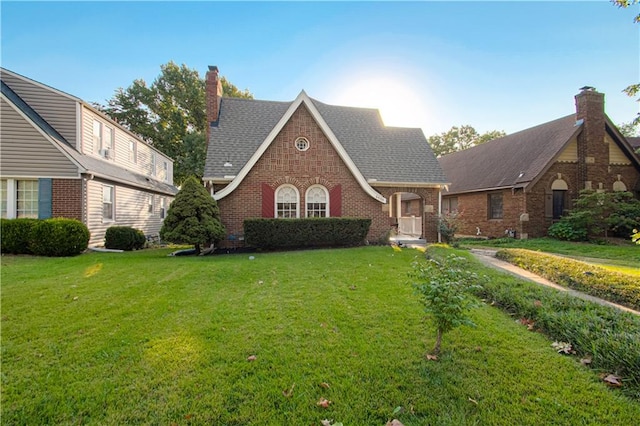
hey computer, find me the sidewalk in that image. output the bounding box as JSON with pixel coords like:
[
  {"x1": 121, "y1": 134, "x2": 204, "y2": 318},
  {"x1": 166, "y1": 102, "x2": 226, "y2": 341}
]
[{"x1": 469, "y1": 249, "x2": 640, "y2": 316}]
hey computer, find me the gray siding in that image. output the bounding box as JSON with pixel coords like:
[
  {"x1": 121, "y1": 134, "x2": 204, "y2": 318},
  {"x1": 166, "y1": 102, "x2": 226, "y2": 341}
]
[
  {"x1": 0, "y1": 98, "x2": 79, "y2": 178},
  {"x1": 0, "y1": 70, "x2": 78, "y2": 147},
  {"x1": 87, "y1": 178, "x2": 172, "y2": 246}
]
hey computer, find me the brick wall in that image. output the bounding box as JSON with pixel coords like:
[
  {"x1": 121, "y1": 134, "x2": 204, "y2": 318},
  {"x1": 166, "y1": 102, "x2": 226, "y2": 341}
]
[
  {"x1": 214, "y1": 104, "x2": 442, "y2": 246},
  {"x1": 52, "y1": 178, "x2": 83, "y2": 221}
]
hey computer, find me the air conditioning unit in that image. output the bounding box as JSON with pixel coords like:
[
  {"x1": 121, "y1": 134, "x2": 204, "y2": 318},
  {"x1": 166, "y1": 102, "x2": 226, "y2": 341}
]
[{"x1": 100, "y1": 148, "x2": 112, "y2": 159}]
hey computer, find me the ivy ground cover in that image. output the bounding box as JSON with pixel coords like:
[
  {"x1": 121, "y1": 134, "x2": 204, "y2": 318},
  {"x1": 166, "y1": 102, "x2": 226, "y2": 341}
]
[{"x1": 2, "y1": 247, "x2": 639, "y2": 425}]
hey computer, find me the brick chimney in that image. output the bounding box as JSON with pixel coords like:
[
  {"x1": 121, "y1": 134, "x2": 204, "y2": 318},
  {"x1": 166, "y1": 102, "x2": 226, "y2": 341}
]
[
  {"x1": 575, "y1": 86, "x2": 606, "y2": 191},
  {"x1": 206, "y1": 65, "x2": 223, "y2": 141}
]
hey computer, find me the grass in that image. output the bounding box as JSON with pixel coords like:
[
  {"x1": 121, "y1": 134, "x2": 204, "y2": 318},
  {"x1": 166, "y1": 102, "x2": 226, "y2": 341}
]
[
  {"x1": 460, "y1": 237, "x2": 640, "y2": 268},
  {"x1": 2, "y1": 247, "x2": 640, "y2": 425}
]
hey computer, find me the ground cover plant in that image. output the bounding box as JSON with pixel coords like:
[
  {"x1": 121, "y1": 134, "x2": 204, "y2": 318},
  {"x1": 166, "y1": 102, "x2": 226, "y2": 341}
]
[
  {"x1": 2, "y1": 247, "x2": 640, "y2": 425},
  {"x1": 495, "y1": 248, "x2": 640, "y2": 310}
]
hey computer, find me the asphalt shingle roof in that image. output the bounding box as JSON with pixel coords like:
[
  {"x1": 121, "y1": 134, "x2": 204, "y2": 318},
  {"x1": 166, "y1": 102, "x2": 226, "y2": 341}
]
[
  {"x1": 438, "y1": 114, "x2": 581, "y2": 195},
  {"x1": 1, "y1": 79, "x2": 177, "y2": 196},
  {"x1": 204, "y1": 95, "x2": 447, "y2": 184}
]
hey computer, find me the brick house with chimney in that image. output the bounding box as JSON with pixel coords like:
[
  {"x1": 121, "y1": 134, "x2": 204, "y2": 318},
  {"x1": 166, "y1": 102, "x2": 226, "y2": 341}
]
[
  {"x1": 438, "y1": 87, "x2": 640, "y2": 239},
  {"x1": 202, "y1": 66, "x2": 448, "y2": 246}
]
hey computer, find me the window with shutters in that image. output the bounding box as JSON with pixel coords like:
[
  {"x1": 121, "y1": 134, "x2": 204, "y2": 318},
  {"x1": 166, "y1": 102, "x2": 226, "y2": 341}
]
[
  {"x1": 275, "y1": 185, "x2": 299, "y2": 218},
  {"x1": 16, "y1": 180, "x2": 38, "y2": 218},
  {"x1": 305, "y1": 185, "x2": 329, "y2": 217}
]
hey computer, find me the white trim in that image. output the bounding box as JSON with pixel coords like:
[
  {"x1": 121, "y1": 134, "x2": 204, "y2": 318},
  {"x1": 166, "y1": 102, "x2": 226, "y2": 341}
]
[
  {"x1": 305, "y1": 184, "x2": 330, "y2": 218},
  {"x1": 1, "y1": 92, "x2": 85, "y2": 173},
  {"x1": 212, "y1": 91, "x2": 386, "y2": 203},
  {"x1": 275, "y1": 184, "x2": 300, "y2": 218},
  {"x1": 76, "y1": 101, "x2": 82, "y2": 150},
  {"x1": 102, "y1": 184, "x2": 115, "y2": 223},
  {"x1": 370, "y1": 181, "x2": 449, "y2": 188}
]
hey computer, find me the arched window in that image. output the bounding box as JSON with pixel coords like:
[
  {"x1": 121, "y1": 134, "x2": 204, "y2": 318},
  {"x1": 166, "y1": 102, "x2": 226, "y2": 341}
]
[
  {"x1": 613, "y1": 180, "x2": 627, "y2": 192},
  {"x1": 306, "y1": 185, "x2": 329, "y2": 217},
  {"x1": 275, "y1": 185, "x2": 299, "y2": 218}
]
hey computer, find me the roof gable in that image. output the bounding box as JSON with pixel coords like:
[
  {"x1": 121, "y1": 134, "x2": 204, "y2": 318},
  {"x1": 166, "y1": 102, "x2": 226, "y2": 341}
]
[
  {"x1": 439, "y1": 115, "x2": 581, "y2": 194},
  {"x1": 208, "y1": 91, "x2": 386, "y2": 202}
]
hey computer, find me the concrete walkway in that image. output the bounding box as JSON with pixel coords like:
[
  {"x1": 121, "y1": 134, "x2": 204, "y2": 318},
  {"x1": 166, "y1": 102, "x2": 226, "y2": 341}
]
[{"x1": 469, "y1": 248, "x2": 640, "y2": 316}]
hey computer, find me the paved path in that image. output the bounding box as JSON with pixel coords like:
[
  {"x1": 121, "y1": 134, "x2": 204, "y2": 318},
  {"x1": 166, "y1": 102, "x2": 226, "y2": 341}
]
[{"x1": 469, "y1": 248, "x2": 640, "y2": 316}]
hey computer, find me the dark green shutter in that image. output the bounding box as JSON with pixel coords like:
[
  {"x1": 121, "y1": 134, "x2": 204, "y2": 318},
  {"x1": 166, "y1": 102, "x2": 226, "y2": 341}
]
[{"x1": 38, "y1": 178, "x2": 53, "y2": 219}]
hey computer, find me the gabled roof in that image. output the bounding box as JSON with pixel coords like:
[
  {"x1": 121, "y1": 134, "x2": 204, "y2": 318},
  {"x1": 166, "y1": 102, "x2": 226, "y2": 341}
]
[
  {"x1": 204, "y1": 91, "x2": 447, "y2": 201},
  {"x1": 1, "y1": 80, "x2": 177, "y2": 195},
  {"x1": 438, "y1": 115, "x2": 582, "y2": 195}
]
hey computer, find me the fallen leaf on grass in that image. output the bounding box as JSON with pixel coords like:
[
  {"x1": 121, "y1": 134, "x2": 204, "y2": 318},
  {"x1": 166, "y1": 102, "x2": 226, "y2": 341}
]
[
  {"x1": 580, "y1": 356, "x2": 592, "y2": 366},
  {"x1": 534, "y1": 300, "x2": 542, "y2": 307},
  {"x1": 425, "y1": 354, "x2": 438, "y2": 361},
  {"x1": 603, "y1": 374, "x2": 622, "y2": 387},
  {"x1": 519, "y1": 318, "x2": 535, "y2": 330},
  {"x1": 319, "y1": 382, "x2": 331, "y2": 389},
  {"x1": 468, "y1": 397, "x2": 478, "y2": 405},
  {"x1": 247, "y1": 355, "x2": 257, "y2": 361},
  {"x1": 283, "y1": 383, "x2": 295, "y2": 397},
  {"x1": 551, "y1": 341, "x2": 573, "y2": 354},
  {"x1": 474, "y1": 346, "x2": 482, "y2": 352},
  {"x1": 385, "y1": 420, "x2": 405, "y2": 426},
  {"x1": 317, "y1": 397, "x2": 332, "y2": 408}
]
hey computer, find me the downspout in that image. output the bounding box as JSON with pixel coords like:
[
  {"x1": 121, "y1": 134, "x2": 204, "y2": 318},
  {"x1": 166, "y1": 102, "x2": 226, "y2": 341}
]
[{"x1": 437, "y1": 187, "x2": 442, "y2": 243}]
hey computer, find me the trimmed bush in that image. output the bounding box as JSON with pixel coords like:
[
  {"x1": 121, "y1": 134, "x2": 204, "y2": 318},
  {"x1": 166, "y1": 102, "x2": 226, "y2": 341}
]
[
  {"x1": 1, "y1": 218, "x2": 39, "y2": 254},
  {"x1": 244, "y1": 218, "x2": 371, "y2": 249},
  {"x1": 105, "y1": 226, "x2": 146, "y2": 251},
  {"x1": 29, "y1": 218, "x2": 90, "y2": 257},
  {"x1": 495, "y1": 248, "x2": 640, "y2": 310}
]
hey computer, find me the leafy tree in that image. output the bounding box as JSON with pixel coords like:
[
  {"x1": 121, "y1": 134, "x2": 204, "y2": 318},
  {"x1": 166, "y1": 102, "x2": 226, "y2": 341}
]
[
  {"x1": 548, "y1": 190, "x2": 640, "y2": 241},
  {"x1": 409, "y1": 253, "x2": 483, "y2": 355},
  {"x1": 160, "y1": 176, "x2": 226, "y2": 254},
  {"x1": 427, "y1": 125, "x2": 506, "y2": 157},
  {"x1": 612, "y1": 0, "x2": 640, "y2": 125},
  {"x1": 617, "y1": 121, "x2": 639, "y2": 138},
  {"x1": 102, "y1": 61, "x2": 252, "y2": 184}
]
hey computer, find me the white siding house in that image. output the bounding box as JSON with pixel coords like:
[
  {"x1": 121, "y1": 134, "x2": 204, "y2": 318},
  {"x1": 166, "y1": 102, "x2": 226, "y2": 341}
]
[{"x1": 0, "y1": 67, "x2": 178, "y2": 246}]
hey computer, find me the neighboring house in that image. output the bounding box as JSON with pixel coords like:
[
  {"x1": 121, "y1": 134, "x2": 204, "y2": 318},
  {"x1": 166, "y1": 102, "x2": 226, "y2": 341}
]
[
  {"x1": 202, "y1": 66, "x2": 448, "y2": 245},
  {"x1": 0, "y1": 68, "x2": 178, "y2": 246},
  {"x1": 629, "y1": 137, "x2": 640, "y2": 158},
  {"x1": 438, "y1": 87, "x2": 640, "y2": 239}
]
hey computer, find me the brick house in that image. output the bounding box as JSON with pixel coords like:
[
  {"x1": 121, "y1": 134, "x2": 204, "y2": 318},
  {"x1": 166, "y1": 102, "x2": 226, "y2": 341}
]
[
  {"x1": 0, "y1": 68, "x2": 178, "y2": 246},
  {"x1": 438, "y1": 87, "x2": 640, "y2": 239},
  {"x1": 202, "y1": 66, "x2": 448, "y2": 245}
]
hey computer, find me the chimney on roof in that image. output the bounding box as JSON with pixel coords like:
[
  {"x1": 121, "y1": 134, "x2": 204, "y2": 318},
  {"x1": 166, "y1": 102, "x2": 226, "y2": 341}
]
[
  {"x1": 206, "y1": 65, "x2": 224, "y2": 140},
  {"x1": 575, "y1": 86, "x2": 606, "y2": 190}
]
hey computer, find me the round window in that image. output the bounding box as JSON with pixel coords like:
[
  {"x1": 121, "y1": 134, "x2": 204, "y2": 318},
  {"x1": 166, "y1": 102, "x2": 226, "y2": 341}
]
[{"x1": 295, "y1": 137, "x2": 310, "y2": 152}]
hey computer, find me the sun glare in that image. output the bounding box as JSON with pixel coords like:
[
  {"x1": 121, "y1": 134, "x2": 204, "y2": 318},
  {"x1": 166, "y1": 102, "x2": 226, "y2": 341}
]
[{"x1": 329, "y1": 73, "x2": 434, "y2": 131}]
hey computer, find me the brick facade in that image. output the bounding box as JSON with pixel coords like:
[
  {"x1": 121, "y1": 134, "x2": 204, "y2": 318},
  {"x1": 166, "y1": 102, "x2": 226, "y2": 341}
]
[
  {"x1": 444, "y1": 88, "x2": 640, "y2": 239},
  {"x1": 213, "y1": 104, "x2": 441, "y2": 245},
  {"x1": 52, "y1": 178, "x2": 83, "y2": 221}
]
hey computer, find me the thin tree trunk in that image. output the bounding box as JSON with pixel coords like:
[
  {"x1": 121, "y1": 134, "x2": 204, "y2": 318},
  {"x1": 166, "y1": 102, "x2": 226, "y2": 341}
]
[
  {"x1": 433, "y1": 329, "x2": 443, "y2": 355},
  {"x1": 195, "y1": 243, "x2": 201, "y2": 255}
]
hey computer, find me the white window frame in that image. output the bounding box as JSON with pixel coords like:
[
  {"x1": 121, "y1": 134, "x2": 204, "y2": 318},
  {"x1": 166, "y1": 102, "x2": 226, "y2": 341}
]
[
  {"x1": 160, "y1": 197, "x2": 166, "y2": 219},
  {"x1": 295, "y1": 137, "x2": 310, "y2": 152},
  {"x1": 150, "y1": 152, "x2": 157, "y2": 176},
  {"x1": 305, "y1": 185, "x2": 329, "y2": 218},
  {"x1": 0, "y1": 179, "x2": 7, "y2": 219},
  {"x1": 275, "y1": 184, "x2": 300, "y2": 218},
  {"x1": 16, "y1": 180, "x2": 39, "y2": 218},
  {"x1": 163, "y1": 161, "x2": 169, "y2": 182},
  {"x1": 102, "y1": 185, "x2": 115, "y2": 222},
  {"x1": 129, "y1": 140, "x2": 137, "y2": 164},
  {"x1": 93, "y1": 120, "x2": 102, "y2": 154},
  {"x1": 148, "y1": 194, "x2": 154, "y2": 214}
]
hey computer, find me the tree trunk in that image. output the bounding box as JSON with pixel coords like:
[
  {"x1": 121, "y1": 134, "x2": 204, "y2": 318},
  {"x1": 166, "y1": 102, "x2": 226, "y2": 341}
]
[
  {"x1": 194, "y1": 243, "x2": 201, "y2": 255},
  {"x1": 433, "y1": 329, "x2": 443, "y2": 355}
]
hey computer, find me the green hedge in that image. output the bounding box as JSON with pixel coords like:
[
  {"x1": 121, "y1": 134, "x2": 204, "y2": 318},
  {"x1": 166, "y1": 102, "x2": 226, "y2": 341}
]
[
  {"x1": 244, "y1": 218, "x2": 371, "y2": 249},
  {"x1": 105, "y1": 226, "x2": 146, "y2": 251},
  {"x1": 426, "y1": 245, "x2": 640, "y2": 398},
  {"x1": 495, "y1": 248, "x2": 640, "y2": 310},
  {"x1": 1, "y1": 218, "x2": 39, "y2": 254},
  {"x1": 29, "y1": 218, "x2": 90, "y2": 257}
]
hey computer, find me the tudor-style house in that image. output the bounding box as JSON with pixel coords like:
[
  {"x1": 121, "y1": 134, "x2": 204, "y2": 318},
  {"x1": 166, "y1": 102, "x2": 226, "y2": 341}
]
[
  {"x1": 438, "y1": 87, "x2": 640, "y2": 239},
  {"x1": 0, "y1": 68, "x2": 178, "y2": 246},
  {"x1": 202, "y1": 66, "x2": 449, "y2": 246}
]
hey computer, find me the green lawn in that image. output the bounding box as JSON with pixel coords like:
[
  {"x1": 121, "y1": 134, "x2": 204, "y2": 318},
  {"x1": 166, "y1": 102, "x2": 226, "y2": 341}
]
[{"x1": 2, "y1": 247, "x2": 639, "y2": 425}]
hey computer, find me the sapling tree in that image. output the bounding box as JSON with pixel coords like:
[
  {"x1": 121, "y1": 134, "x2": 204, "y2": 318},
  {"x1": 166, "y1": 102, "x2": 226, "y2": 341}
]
[
  {"x1": 409, "y1": 254, "x2": 484, "y2": 355},
  {"x1": 160, "y1": 176, "x2": 225, "y2": 254}
]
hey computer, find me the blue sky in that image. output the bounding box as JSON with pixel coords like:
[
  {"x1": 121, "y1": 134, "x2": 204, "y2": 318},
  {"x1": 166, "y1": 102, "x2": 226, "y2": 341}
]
[{"x1": 2, "y1": 1, "x2": 638, "y2": 135}]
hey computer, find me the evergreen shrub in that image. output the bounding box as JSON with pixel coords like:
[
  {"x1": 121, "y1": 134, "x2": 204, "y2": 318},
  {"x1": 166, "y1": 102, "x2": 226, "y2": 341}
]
[
  {"x1": 0, "y1": 218, "x2": 39, "y2": 254},
  {"x1": 29, "y1": 218, "x2": 90, "y2": 257},
  {"x1": 105, "y1": 226, "x2": 146, "y2": 251}
]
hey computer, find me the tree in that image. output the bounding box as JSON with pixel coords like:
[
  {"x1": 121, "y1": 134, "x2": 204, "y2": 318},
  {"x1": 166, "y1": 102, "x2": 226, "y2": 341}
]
[
  {"x1": 612, "y1": 0, "x2": 640, "y2": 125},
  {"x1": 617, "y1": 121, "x2": 639, "y2": 138},
  {"x1": 160, "y1": 176, "x2": 226, "y2": 254},
  {"x1": 427, "y1": 125, "x2": 506, "y2": 157},
  {"x1": 102, "y1": 61, "x2": 252, "y2": 184},
  {"x1": 409, "y1": 254, "x2": 483, "y2": 355}
]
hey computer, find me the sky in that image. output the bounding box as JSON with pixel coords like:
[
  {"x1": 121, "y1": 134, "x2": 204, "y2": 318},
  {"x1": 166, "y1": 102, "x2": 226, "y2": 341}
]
[{"x1": 1, "y1": 1, "x2": 639, "y2": 136}]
